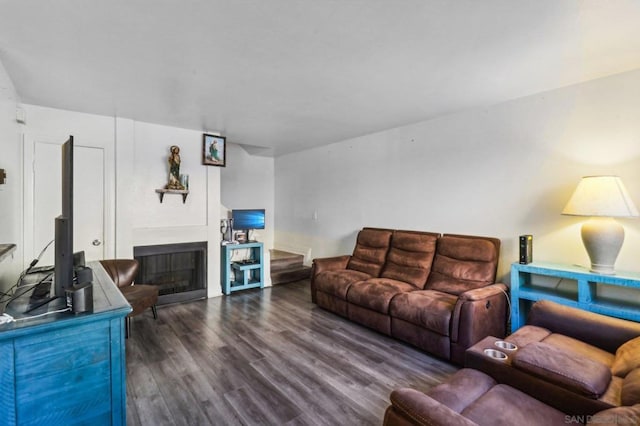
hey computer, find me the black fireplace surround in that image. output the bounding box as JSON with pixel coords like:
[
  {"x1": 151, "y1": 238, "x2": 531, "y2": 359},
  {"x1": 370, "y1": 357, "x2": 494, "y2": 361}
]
[{"x1": 134, "y1": 241, "x2": 207, "y2": 305}]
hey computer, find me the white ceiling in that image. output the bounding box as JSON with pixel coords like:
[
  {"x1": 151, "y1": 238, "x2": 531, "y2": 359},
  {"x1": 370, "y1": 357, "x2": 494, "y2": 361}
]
[{"x1": 1, "y1": 1, "x2": 640, "y2": 157}]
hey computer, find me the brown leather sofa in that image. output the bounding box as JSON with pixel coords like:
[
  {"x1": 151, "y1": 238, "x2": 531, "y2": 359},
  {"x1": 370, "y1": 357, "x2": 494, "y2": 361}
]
[
  {"x1": 311, "y1": 227, "x2": 507, "y2": 364},
  {"x1": 384, "y1": 300, "x2": 640, "y2": 425}
]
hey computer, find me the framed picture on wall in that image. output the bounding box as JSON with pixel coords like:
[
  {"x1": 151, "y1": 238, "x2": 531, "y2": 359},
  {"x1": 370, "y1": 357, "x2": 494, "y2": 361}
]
[{"x1": 202, "y1": 134, "x2": 226, "y2": 167}]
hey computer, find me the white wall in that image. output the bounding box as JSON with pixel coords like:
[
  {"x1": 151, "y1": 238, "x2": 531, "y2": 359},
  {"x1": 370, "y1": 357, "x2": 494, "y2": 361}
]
[
  {"x1": 12, "y1": 107, "x2": 224, "y2": 297},
  {"x1": 0, "y1": 60, "x2": 21, "y2": 292},
  {"x1": 275, "y1": 69, "x2": 640, "y2": 282},
  {"x1": 221, "y1": 143, "x2": 275, "y2": 285},
  {"x1": 116, "y1": 120, "x2": 222, "y2": 297}
]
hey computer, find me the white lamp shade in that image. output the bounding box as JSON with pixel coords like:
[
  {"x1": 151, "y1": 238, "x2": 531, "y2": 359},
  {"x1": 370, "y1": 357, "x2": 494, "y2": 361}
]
[{"x1": 562, "y1": 176, "x2": 639, "y2": 218}]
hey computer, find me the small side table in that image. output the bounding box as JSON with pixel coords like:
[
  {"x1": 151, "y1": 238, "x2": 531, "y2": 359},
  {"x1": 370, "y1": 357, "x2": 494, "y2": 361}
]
[{"x1": 221, "y1": 242, "x2": 264, "y2": 294}]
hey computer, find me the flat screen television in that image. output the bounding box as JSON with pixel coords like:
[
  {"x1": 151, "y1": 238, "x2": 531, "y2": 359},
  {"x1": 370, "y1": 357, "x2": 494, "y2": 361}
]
[
  {"x1": 54, "y1": 136, "x2": 74, "y2": 299},
  {"x1": 231, "y1": 209, "x2": 265, "y2": 233}
]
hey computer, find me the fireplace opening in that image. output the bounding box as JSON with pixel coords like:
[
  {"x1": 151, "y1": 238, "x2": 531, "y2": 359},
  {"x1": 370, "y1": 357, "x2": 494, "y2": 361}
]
[{"x1": 134, "y1": 241, "x2": 207, "y2": 305}]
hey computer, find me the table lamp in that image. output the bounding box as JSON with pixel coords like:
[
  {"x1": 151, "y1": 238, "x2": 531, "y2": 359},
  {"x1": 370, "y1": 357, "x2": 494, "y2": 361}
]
[{"x1": 562, "y1": 176, "x2": 639, "y2": 274}]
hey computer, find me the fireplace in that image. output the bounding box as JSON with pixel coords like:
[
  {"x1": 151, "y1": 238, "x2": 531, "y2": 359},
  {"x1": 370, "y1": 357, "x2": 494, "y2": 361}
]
[{"x1": 133, "y1": 241, "x2": 207, "y2": 305}]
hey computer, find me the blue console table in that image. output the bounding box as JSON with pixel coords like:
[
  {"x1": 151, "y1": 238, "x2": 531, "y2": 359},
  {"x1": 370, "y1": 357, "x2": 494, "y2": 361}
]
[
  {"x1": 510, "y1": 262, "x2": 640, "y2": 333},
  {"x1": 0, "y1": 261, "x2": 131, "y2": 425},
  {"x1": 221, "y1": 242, "x2": 264, "y2": 294}
]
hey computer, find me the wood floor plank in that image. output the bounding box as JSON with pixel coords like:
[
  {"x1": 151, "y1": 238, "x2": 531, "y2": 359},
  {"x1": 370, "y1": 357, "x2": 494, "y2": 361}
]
[{"x1": 126, "y1": 279, "x2": 457, "y2": 425}]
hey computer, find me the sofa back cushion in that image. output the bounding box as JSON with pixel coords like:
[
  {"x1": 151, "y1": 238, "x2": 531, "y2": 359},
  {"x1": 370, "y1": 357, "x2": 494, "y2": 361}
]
[
  {"x1": 346, "y1": 228, "x2": 393, "y2": 277},
  {"x1": 612, "y1": 336, "x2": 640, "y2": 377},
  {"x1": 622, "y1": 369, "x2": 640, "y2": 406},
  {"x1": 425, "y1": 234, "x2": 500, "y2": 296},
  {"x1": 380, "y1": 230, "x2": 439, "y2": 288}
]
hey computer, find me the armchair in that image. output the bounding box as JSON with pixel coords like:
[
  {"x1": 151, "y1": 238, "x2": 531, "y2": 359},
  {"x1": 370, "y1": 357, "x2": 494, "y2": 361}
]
[{"x1": 100, "y1": 259, "x2": 158, "y2": 337}]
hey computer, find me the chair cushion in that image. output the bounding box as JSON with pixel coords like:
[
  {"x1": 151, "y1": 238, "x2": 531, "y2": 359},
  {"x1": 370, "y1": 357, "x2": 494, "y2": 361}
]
[
  {"x1": 426, "y1": 235, "x2": 499, "y2": 296},
  {"x1": 346, "y1": 228, "x2": 393, "y2": 277},
  {"x1": 347, "y1": 278, "x2": 417, "y2": 314},
  {"x1": 120, "y1": 284, "x2": 158, "y2": 317},
  {"x1": 390, "y1": 290, "x2": 458, "y2": 336},
  {"x1": 612, "y1": 336, "x2": 640, "y2": 377},
  {"x1": 512, "y1": 341, "x2": 612, "y2": 399},
  {"x1": 314, "y1": 270, "x2": 371, "y2": 299},
  {"x1": 380, "y1": 230, "x2": 438, "y2": 288}
]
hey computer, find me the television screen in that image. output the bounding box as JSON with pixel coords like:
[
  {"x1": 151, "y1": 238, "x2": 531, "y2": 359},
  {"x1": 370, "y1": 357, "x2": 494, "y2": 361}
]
[
  {"x1": 232, "y1": 209, "x2": 265, "y2": 230},
  {"x1": 54, "y1": 136, "x2": 74, "y2": 299}
]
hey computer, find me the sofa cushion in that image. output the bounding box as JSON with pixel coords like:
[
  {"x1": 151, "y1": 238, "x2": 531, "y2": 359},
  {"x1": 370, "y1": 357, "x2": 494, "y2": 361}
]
[
  {"x1": 587, "y1": 405, "x2": 640, "y2": 425},
  {"x1": 390, "y1": 290, "x2": 458, "y2": 336},
  {"x1": 600, "y1": 376, "x2": 624, "y2": 407},
  {"x1": 380, "y1": 230, "x2": 438, "y2": 288},
  {"x1": 314, "y1": 270, "x2": 371, "y2": 299},
  {"x1": 542, "y1": 333, "x2": 616, "y2": 368},
  {"x1": 512, "y1": 341, "x2": 612, "y2": 399},
  {"x1": 505, "y1": 325, "x2": 552, "y2": 348},
  {"x1": 612, "y1": 336, "x2": 640, "y2": 378},
  {"x1": 461, "y1": 384, "x2": 569, "y2": 425},
  {"x1": 426, "y1": 234, "x2": 499, "y2": 296},
  {"x1": 347, "y1": 278, "x2": 417, "y2": 314},
  {"x1": 427, "y1": 368, "x2": 496, "y2": 413},
  {"x1": 622, "y1": 369, "x2": 640, "y2": 406},
  {"x1": 347, "y1": 228, "x2": 393, "y2": 277}
]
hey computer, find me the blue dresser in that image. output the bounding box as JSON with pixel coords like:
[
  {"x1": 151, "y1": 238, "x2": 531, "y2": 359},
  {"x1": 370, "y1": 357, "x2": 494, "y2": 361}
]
[
  {"x1": 1, "y1": 261, "x2": 131, "y2": 425},
  {"x1": 510, "y1": 262, "x2": 640, "y2": 333}
]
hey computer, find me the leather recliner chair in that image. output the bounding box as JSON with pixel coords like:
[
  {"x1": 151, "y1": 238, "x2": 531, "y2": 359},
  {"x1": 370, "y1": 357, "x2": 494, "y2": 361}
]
[{"x1": 100, "y1": 259, "x2": 158, "y2": 337}]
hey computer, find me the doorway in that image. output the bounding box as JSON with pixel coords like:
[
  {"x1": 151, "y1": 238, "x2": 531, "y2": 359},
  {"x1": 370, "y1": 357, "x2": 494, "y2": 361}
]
[{"x1": 23, "y1": 137, "x2": 110, "y2": 266}]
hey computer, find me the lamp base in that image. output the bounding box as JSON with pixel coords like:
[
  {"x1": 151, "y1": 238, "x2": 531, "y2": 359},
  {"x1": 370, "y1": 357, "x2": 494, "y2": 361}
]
[
  {"x1": 589, "y1": 264, "x2": 617, "y2": 275},
  {"x1": 581, "y1": 217, "x2": 624, "y2": 275}
]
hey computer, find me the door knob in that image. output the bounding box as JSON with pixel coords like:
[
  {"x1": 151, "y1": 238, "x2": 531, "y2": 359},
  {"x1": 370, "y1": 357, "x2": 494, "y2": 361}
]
[{"x1": 92, "y1": 239, "x2": 102, "y2": 246}]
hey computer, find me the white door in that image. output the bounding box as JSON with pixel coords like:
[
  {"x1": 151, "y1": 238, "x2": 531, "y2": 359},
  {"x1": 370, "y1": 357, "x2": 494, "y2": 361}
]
[{"x1": 29, "y1": 141, "x2": 105, "y2": 265}]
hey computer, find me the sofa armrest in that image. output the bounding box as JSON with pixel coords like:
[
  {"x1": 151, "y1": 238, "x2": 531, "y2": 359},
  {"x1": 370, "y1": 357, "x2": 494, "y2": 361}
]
[
  {"x1": 450, "y1": 284, "x2": 508, "y2": 357},
  {"x1": 458, "y1": 283, "x2": 508, "y2": 301},
  {"x1": 385, "y1": 388, "x2": 478, "y2": 426},
  {"x1": 528, "y1": 300, "x2": 640, "y2": 354},
  {"x1": 310, "y1": 255, "x2": 351, "y2": 303},
  {"x1": 312, "y1": 255, "x2": 351, "y2": 275}
]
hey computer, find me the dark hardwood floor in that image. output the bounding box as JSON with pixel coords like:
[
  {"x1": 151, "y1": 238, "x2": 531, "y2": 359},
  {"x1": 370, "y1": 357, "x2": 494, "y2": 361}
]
[{"x1": 125, "y1": 280, "x2": 458, "y2": 425}]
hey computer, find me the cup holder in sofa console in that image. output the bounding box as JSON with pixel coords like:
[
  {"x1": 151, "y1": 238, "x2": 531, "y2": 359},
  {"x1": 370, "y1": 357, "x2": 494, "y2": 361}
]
[
  {"x1": 494, "y1": 340, "x2": 517, "y2": 351},
  {"x1": 484, "y1": 349, "x2": 508, "y2": 360}
]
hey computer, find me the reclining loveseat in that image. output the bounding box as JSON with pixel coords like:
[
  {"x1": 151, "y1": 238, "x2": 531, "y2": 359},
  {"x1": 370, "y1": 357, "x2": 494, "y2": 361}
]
[
  {"x1": 384, "y1": 300, "x2": 640, "y2": 425},
  {"x1": 310, "y1": 227, "x2": 507, "y2": 364}
]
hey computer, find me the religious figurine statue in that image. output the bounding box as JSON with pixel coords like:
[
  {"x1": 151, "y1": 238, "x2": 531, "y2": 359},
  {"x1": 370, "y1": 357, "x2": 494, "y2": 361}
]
[{"x1": 167, "y1": 145, "x2": 185, "y2": 190}]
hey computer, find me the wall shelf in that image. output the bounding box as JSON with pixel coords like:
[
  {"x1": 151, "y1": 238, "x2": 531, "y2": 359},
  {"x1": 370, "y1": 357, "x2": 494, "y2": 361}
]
[{"x1": 155, "y1": 188, "x2": 189, "y2": 203}]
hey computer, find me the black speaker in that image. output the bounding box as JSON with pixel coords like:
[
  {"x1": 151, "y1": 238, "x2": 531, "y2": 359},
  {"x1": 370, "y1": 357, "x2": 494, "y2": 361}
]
[
  {"x1": 75, "y1": 266, "x2": 93, "y2": 286},
  {"x1": 519, "y1": 235, "x2": 533, "y2": 264},
  {"x1": 66, "y1": 282, "x2": 93, "y2": 314}
]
